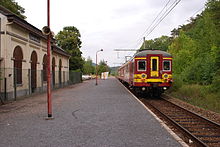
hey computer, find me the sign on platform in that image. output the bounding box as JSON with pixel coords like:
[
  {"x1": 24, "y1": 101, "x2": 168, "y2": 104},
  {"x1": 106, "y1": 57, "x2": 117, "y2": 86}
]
[{"x1": 101, "y1": 72, "x2": 109, "y2": 80}]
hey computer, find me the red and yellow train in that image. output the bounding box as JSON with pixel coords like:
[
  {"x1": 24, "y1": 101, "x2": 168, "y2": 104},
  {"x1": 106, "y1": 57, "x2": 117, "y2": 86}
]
[{"x1": 117, "y1": 49, "x2": 173, "y2": 97}]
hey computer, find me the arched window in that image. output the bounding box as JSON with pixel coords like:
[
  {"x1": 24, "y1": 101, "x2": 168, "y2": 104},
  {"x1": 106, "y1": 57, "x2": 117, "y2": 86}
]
[
  {"x1": 43, "y1": 54, "x2": 47, "y2": 81},
  {"x1": 13, "y1": 46, "x2": 23, "y2": 84}
]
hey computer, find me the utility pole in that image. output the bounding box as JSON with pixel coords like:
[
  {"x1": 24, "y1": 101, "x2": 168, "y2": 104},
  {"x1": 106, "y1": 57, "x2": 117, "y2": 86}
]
[{"x1": 143, "y1": 37, "x2": 146, "y2": 49}]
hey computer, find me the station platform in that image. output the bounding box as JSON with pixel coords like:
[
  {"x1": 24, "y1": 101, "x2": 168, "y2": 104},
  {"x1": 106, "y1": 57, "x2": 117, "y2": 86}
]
[{"x1": 0, "y1": 77, "x2": 183, "y2": 147}]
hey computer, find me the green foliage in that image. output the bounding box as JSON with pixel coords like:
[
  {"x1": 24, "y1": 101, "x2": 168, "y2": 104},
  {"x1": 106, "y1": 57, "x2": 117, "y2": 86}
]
[
  {"x1": 110, "y1": 66, "x2": 119, "y2": 76},
  {"x1": 169, "y1": 74, "x2": 183, "y2": 92},
  {"x1": 97, "y1": 60, "x2": 110, "y2": 75},
  {"x1": 0, "y1": 0, "x2": 26, "y2": 19},
  {"x1": 210, "y1": 70, "x2": 220, "y2": 93},
  {"x1": 55, "y1": 26, "x2": 84, "y2": 71},
  {"x1": 169, "y1": 0, "x2": 220, "y2": 87},
  {"x1": 206, "y1": 0, "x2": 220, "y2": 31},
  {"x1": 168, "y1": 0, "x2": 220, "y2": 112},
  {"x1": 170, "y1": 84, "x2": 220, "y2": 113},
  {"x1": 82, "y1": 57, "x2": 95, "y2": 75},
  {"x1": 140, "y1": 35, "x2": 172, "y2": 51}
]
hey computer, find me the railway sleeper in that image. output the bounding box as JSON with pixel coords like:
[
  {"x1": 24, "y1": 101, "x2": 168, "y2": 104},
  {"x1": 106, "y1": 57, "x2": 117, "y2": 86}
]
[
  {"x1": 175, "y1": 120, "x2": 201, "y2": 123},
  {"x1": 196, "y1": 135, "x2": 220, "y2": 138},
  {"x1": 200, "y1": 139, "x2": 220, "y2": 144}
]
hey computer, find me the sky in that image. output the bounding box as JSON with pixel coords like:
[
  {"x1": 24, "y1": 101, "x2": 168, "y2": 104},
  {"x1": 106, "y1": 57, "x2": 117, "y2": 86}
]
[{"x1": 16, "y1": 0, "x2": 207, "y2": 67}]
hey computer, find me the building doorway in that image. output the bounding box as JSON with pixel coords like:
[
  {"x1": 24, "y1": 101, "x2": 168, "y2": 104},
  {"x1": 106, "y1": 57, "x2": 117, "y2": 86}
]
[
  {"x1": 52, "y1": 57, "x2": 55, "y2": 87},
  {"x1": 59, "y1": 59, "x2": 62, "y2": 87},
  {"x1": 30, "y1": 51, "x2": 37, "y2": 93}
]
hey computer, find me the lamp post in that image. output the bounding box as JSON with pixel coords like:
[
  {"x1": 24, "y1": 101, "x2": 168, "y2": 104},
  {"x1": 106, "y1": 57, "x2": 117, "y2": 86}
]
[
  {"x1": 42, "y1": 0, "x2": 54, "y2": 119},
  {"x1": 42, "y1": 0, "x2": 52, "y2": 119},
  {"x1": 104, "y1": 61, "x2": 107, "y2": 80},
  {"x1": 95, "y1": 49, "x2": 103, "y2": 85}
]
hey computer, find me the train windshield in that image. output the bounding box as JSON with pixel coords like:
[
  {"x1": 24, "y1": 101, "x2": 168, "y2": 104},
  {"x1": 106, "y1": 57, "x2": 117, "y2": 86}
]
[
  {"x1": 138, "y1": 60, "x2": 146, "y2": 71},
  {"x1": 163, "y1": 61, "x2": 171, "y2": 71}
]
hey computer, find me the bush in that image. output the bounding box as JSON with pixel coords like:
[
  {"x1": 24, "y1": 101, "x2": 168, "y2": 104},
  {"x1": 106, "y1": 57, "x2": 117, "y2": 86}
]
[
  {"x1": 170, "y1": 74, "x2": 183, "y2": 91},
  {"x1": 169, "y1": 84, "x2": 220, "y2": 113},
  {"x1": 210, "y1": 74, "x2": 220, "y2": 93}
]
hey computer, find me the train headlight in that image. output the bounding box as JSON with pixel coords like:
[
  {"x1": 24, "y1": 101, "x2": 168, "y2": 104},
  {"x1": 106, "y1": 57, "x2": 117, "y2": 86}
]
[
  {"x1": 141, "y1": 73, "x2": 147, "y2": 79},
  {"x1": 163, "y1": 74, "x2": 168, "y2": 79}
]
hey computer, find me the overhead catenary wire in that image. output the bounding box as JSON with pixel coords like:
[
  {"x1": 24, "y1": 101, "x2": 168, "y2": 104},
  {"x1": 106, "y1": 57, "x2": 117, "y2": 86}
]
[
  {"x1": 191, "y1": 6, "x2": 205, "y2": 17},
  {"x1": 180, "y1": 6, "x2": 205, "y2": 26},
  {"x1": 137, "y1": 0, "x2": 171, "y2": 42},
  {"x1": 131, "y1": 0, "x2": 181, "y2": 48},
  {"x1": 119, "y1": 0, "x2": 182, "y2": 63},
  {"x1": 144, "y1": 0, "x2": 181, "y2": 38}
]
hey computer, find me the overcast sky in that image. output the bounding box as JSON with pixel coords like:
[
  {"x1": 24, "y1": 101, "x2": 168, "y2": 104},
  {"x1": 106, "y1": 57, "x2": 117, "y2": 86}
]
[{"x1": 16, "y1": 0, "x2": 207, "y2": 67}]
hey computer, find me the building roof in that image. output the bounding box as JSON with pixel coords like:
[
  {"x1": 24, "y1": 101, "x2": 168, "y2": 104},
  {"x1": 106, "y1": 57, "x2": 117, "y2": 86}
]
[
  {"x1": 0, "y1": 5, "x2": 70, "y2": 57},
  {"x1": 0, "y1": 5, "x2": 46, "y2": 39},
  {"x1": 52, "y1": 45, "x2": 71, "y2": 58}
]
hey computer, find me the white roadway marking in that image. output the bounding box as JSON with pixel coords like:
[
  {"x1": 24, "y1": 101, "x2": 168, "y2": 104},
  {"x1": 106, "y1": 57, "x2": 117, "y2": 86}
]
[{"x1": 116, "y1": 78, "x2": 189, "y2": 147}]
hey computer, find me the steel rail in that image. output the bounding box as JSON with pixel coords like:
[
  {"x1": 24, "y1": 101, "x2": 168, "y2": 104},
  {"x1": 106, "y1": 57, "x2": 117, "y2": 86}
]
[
  {"x1": 144, "y1": 100, "x2": 208, "y2": 147},
  {"x1": 144, "y1": 98, "x2": 220, "y2": 147},
  {"x1": 119, "y1": 79, "x2": 220, "y2": 146},
  {"x1": 162, "y1": 96, "x2": 220, "y2": 128}
]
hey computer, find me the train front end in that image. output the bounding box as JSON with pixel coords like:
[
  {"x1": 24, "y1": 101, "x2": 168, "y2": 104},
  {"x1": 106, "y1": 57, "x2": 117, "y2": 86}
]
[{"x1": 133, "y1": 50, "x2": 172, "y2": 96}]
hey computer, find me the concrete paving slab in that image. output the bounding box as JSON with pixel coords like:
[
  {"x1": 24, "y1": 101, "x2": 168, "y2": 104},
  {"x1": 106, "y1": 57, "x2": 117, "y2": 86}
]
[{"x1": 0, "y1": 77, "x2": 182, "y2": 147}]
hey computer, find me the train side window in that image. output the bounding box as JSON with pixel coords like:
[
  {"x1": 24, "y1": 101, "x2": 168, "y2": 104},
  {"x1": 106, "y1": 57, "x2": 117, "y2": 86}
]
[
  {"x1": 163, "y1": 61, "x2": 171, "y2": 71},
  {"x1": 138, "y1": 60, "x2": 146, "y2": 71}
]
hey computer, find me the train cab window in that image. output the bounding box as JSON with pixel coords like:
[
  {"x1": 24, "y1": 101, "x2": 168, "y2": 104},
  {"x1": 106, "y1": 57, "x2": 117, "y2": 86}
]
[
  {"x1": 138, "y1": 60, "x2": 146, "y2": 71},
  {"x1": 163, "y1": 61, "x2": 171, "y2": 71},
  {"x1": 152, "y1": 59, "x2": 157, "y2": 71}
]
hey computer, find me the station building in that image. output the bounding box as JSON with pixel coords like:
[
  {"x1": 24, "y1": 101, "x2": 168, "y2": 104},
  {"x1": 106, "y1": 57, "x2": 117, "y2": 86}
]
[{"x1": 0, "y1": 6, "x2": 70, "y2": 100}]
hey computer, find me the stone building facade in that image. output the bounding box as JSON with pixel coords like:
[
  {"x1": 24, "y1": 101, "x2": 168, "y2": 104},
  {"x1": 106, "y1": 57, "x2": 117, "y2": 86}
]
[{"x1": 0, "y1": 6, "x2": 70, "y2": 100}]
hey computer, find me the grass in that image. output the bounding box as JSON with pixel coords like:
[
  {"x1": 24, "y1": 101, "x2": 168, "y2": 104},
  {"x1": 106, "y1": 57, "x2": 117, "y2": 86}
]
[{"x1": 169, "y1": 84, "x2": 220, "y2": 113}]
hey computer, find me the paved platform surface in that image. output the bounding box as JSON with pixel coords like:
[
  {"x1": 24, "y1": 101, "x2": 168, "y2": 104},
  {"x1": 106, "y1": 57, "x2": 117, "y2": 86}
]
[{"x1": 0, "y1": 77, "x2": 181, "y2": 147}]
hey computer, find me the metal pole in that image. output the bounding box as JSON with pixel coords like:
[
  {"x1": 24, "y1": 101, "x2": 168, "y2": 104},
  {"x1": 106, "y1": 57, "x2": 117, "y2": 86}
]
[
  {"x1": 95, "y1": 52, "x2": 98, "y2": 85},
  {"x1": 95, "y1": 49, "x2": 103, "y2": 85},
  {"x1": 143, "y1": 37, "x2": 146, "y2": 49},
  {"x1": 47, "y1": 0, "x2": 52, "y2": 118}
]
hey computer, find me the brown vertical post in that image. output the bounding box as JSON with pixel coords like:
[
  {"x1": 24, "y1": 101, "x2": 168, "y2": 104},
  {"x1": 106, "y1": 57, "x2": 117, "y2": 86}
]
[{"x1": 47, "y1": 0, "x2": 52, "y2": 118}]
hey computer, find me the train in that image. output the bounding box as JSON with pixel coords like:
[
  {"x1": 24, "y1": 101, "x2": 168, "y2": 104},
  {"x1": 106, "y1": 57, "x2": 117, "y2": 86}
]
[{"x1": 117, "y1": 49, "x2": 173, "y2": 97}]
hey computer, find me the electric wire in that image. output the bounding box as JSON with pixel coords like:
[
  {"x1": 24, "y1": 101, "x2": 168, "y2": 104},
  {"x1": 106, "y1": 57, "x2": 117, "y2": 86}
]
[
  {"x1": 137, "y1": 0, "x2": 171, "y2": 41},
  {"x1": 120, "y1": 0, "x2": 183, "y2": 63},
  {"x1": 144, "y1": 0, "x2": 181, "y2": 38},
  {"x1": 131, "y1": 0, "x2": 181, "y2": 48}
]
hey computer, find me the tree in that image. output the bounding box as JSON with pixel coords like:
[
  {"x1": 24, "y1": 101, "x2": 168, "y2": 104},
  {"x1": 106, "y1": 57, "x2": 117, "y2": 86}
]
[
  {"x1": 206, "y1": 0, "x2": 220, "y2": 30},
  {"x1": 0, "y1": 0, "x2": 26, "y2": 19},
  {"x1": 168, "y1": 0, "x2": 220, "y2": 85},
  {"x1": 55, "y1": 26, "x2": 84, "y2": 71},
  {"x1": 82, "y1": 57, "x2": 95, "y2": 75},
  {"x1": 139, "y1": 35, "x2": 172, "y2": 51},
  {"x1": 98, "y1": 60, "x2": 109, "y2": 75}
]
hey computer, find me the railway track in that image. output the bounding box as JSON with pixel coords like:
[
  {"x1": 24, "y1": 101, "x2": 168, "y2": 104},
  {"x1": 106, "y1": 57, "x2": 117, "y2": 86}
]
[{"x1": 140, "y1": 98, "x2": 220, "y2": 147}]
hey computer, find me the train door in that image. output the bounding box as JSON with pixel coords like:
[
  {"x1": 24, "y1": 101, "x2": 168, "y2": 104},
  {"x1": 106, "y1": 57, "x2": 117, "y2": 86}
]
[{"x1": 148, "y1": 55, "x2": 162, "y2": 78}]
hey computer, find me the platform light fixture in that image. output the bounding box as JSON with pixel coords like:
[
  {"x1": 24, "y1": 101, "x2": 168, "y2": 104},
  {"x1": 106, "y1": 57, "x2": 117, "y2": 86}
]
[{"x1": 96, "y1": 49, "x2": 103, "y2": 85}]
